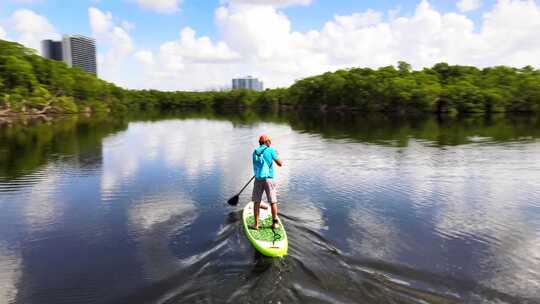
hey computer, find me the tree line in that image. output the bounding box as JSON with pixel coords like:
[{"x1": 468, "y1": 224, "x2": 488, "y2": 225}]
[{"x1": 1, "y1": 39, "x2": 540, "y2": 115}]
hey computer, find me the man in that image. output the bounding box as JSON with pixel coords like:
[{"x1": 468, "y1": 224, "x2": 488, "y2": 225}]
[{"x1": 251, "y1": 134, "x2": 283, "y2": 230}]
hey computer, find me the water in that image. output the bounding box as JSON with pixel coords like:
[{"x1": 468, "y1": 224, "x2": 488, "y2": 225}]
[{"x1": 1, "y1": 111, "x2": 539, "y2": 304}]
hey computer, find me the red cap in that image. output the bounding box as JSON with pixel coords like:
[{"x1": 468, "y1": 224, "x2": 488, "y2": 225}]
[{"x1": 259, "y1": 134, "x2": 271, "y2": 145}]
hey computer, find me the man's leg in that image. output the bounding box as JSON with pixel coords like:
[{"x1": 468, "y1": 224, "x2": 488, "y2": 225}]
[
  {"x1": 252, "y1": 201, "x2": 260, "y2": 229},
  {"x1": 271, "y1": 202, "x2": 278, "y2": 226},
  {"x1": 251, "y1": 180, "x2": 263, "y2": 230},
  {"x1": 265, "y1": 179, "x2": 280, "y2": 229}
]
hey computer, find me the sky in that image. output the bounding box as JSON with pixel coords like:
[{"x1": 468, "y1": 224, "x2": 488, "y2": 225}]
[{"x1": 1, "y1": 0, "x2": 540, "y2": 91}]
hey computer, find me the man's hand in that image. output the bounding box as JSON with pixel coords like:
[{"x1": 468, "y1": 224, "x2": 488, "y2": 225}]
[{"x1": 274, "y1": 149, "x2": 283, "y2": 166}]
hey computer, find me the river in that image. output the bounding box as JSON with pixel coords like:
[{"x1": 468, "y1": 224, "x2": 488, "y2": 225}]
[{"x1": 0, "y1": 110, "x2": 539, "y2": 304}]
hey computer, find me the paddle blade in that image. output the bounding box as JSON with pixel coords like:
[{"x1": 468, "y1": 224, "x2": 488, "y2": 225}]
[{"x1": 227, "y1": 195, "x2": 239, "y2": 206}]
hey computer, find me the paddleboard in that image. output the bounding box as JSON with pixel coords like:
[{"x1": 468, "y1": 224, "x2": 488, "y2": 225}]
[{"x1": 242, "y1": 201, "x2": 288, "y2": 257}]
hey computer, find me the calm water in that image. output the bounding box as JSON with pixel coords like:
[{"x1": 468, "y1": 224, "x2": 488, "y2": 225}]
[{"x1": 0, "y1": 111, "x2": 539, "y2": 304}]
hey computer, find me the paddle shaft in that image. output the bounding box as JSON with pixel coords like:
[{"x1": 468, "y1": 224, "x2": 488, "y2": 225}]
[{"x1": 237, "y1": 176, "x2": 255, "y2": 196}]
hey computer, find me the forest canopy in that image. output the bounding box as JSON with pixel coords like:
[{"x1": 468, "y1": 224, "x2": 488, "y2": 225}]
[{"x1": 1, "y1": 39, "x2": 540, "y2": 115}]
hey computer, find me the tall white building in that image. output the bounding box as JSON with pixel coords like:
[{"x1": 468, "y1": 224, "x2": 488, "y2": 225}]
[
  {"x1": 41, "y1": 35, "x2": 97, "y2": 75},
  {"x1": 62, "y1": 35, "x2": 97, "y2": 75},
  {"x1": 232, "y1": 76, "x2": 264, "y2": 91}
]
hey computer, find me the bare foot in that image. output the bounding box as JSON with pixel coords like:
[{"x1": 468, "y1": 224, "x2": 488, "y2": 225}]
[
  {"x1": 249, "y1": 224, "x2": 259, "y2": 230},
  {"x1": 271, "y1": 220, "x2": 280, "y2": 229}
]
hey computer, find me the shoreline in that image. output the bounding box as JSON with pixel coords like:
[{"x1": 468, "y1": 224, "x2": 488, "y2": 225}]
[
  {"x1": 0, "y1": 106, "x2": 536, "y2": 126},
  {"x1": 0, "y1": 104, "x2": 535, "y2": 118}
]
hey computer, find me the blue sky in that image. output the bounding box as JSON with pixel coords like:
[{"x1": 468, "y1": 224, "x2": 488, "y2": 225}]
[
  {"x1": 1, "y1": 0, "x2": 493, "y2": 42},
  {"x1": 0, "y1": 0, "x2": 538, "y2": 90}
]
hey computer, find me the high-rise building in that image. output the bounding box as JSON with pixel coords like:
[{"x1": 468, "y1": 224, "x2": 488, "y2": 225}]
[
  {"x1": 62, "y1": 35, "x2": 97, "y2": 75},
  {"x1": 232, "y1": 76, "x2": 264, "y2": 91},
  {"x1": 40, "y1": 35, "x2": 97, "y2": 75},
  {"x1": 41, "y1": 39, "x2": 63, "y2": 61}
]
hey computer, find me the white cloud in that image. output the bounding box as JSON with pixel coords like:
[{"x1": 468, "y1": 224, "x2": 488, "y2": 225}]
[
  {"x1": 228, "y1": 0, "x2": 540, "y2": 86},
  {"x1": 216, "y1": 5, "x2": 293, "y2": 60},
  {"x1": 457, "y1": 0, "x2": 481, "y2": 13},
  {"x1": 103, "y1": 0, "x2": 540, "y2": 90},
  {"x1": 134, "y1": 50, "x2": 154, "y2": 65},
  {"x1": 333, "y1": 10, "x2": 383, "y2": 29},
  {"x1": 224, "y1": 0, "x2": 311, "y2": 7},
  {"x1": 131, "y1": 27, "x2": 241, "y2": 90},
  {"x1": 136, "y1": 0, "x2": 181, "y2": 14},
  {"x1": 479, "y1": 0, "x2": 540, "y2": 67},
  {"x1": 89, "y1": 7, "x2": 135, "y2": 85},
  {"x1": 4, "y1": 0, "x2": 540, "y2": 91},
  {"x1": 163, "y1": 27, "x2": 240, "y2": 64},
  {"x1": 89, "y1": 7, "x2": 134, "y2": 56},
  {"x1": 10, "y1": 9, "x2": 59, "y2": 52}
]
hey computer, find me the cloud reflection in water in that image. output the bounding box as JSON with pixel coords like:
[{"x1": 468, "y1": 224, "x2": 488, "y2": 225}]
[
  {"x1": 0, "y1": 243, "x2": 21, "y2": 304},
  {"x1": 128, "y1": 192, "x2": 198, "y2": 281}
]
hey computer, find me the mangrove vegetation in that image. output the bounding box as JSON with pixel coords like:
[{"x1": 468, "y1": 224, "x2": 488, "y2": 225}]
[{"x1": 1, "y1": 39, "x2": 540, "y2": 115}]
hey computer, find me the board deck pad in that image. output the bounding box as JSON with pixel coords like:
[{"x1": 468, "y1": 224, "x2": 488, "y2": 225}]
[
  {"x1": 242, "y1": 201, "x2": 288, "y2": 257},
  {"x1": 245, "y1": 216, "x2": 285, "y2": 242}
]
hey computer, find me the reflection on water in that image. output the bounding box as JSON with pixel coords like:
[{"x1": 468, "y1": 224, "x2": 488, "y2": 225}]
[
  {"x1": 128, "y1": 192, "x2": 198, "y2": 282},
  {"x1": 0, "y1": 110, "x2": 539, "y2": 303},
  {"x1": 0, "y1": 243, "x2": 21, "y2": 304}
]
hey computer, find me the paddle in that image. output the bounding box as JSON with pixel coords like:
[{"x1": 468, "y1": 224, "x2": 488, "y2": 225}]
[{"x1": 227, "y1": 176, "x2": 255, "y2": 206}]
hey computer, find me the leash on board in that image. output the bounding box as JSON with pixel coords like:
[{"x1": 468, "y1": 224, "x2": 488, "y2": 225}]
[{"x1": 271, "y1": 220, "x2": 282, "y2": 246}]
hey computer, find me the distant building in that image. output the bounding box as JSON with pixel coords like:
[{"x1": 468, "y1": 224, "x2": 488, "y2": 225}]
[
  {"x1": 62, "y1": 35, "x2": 97, "y2": 75},
  {"x1": 41, "y1": 39, "x2": 63, "y2": 61},
  {"x1": 232, "y1": 76, "x2": 264, "y2": 91},
  {"x1": 41, "y1": 35, "x2": 97, "y2": 75}
]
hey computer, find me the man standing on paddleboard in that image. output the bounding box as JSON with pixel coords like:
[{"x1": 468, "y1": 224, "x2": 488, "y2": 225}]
[{"x1": 251, "y1": 134, "x2": 283, "y2": 230}]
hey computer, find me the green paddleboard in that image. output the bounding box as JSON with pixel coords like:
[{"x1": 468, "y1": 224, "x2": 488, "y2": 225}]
[{"x1": 242, "y1": 201, "x2": 288, "y2": 257}]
